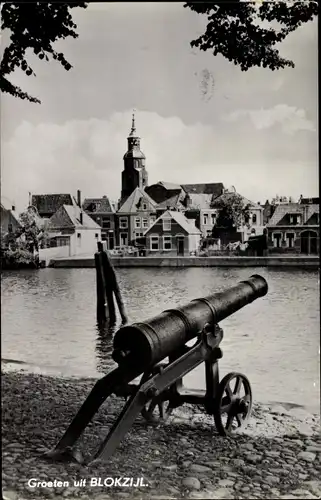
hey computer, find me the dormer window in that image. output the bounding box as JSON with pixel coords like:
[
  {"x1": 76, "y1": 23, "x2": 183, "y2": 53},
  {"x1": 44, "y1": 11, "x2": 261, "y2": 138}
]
[{"x1": 289, "y1": 214, "x2": 301, "y2": 225}]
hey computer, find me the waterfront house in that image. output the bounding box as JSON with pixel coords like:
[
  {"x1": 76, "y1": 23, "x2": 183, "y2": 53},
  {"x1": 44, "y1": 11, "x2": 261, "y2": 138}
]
[
  {"x1": 44, "y1": 203, "x2": 101, "y2": 260},
  {"x1": 211, "y1": 190, "x2": 265, "y2": 243},
  {"x1": 266, "y1": 202, "x2": 319, "y2": 254},
  {"x1": 144, "y1": 210, "x2": 201, "y2": 256},
  {"x1": 83, "y1": 196, "x2": 116, "y2": 249},
  {"x1": 116, "y1": 186, "x2": 157, "y2": 246},
  {"x1": 146, "y1": 181, "x2": 225, "y2": 238},
  {"x1": 182, "y1": 183, "x2": 224, "y2": 238}
]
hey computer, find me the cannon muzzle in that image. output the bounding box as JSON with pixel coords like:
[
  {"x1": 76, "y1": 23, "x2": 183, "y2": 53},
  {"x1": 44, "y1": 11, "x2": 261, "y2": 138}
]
[{"x1": 112, "y1": 274, "x2": 268, "y2": 369}]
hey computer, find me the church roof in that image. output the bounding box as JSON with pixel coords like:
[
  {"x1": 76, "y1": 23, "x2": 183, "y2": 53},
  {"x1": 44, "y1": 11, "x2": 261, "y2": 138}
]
[
  {"x1": 158, "y1": 181, "x2": 183, "y2": 191},
  {"x1": 182, "y1": 183, "x2": 224, "y2": 197},
  {"x1": 118, "y1": 187, "x2": 157, "y2": 213}
]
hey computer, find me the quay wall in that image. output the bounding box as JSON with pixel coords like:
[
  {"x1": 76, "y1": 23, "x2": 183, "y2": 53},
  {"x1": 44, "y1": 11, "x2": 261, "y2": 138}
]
[{"x1": 49, "y1": 256, "x2": 319, "y2": 269}]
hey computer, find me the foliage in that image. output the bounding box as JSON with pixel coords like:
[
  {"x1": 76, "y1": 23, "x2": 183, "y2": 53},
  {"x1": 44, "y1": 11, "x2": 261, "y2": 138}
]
[
  {"x1": 211, "y1": 193, "x2": 251, "y2": 236},
  {"x1": 184, "y1": 1, "x2": 318, "y2": 71},
  {"x1": 3, "y1": 248, "x2": 36, "y2": 264},
  {"x1": 1, "y1": 2, "x2": 87, "y2": 103}
]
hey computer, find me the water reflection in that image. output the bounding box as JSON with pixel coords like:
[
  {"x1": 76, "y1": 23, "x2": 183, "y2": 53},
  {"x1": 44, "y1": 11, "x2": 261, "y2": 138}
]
[
  {"x1": 95, "y1": 320, "x2": 117, "y2": 374},
  {"x1": 1, "y1": 267, "x2": 319, "y2": 410}
]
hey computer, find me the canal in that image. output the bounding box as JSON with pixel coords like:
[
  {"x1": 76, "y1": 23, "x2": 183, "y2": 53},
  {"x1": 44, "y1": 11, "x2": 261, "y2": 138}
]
[{"x1": 1, "y1": 267, "x2": 320, "y2": 412}]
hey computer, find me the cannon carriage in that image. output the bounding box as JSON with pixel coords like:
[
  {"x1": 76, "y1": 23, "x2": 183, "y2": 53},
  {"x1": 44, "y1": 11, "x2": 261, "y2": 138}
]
[{"x1": 46, "y1": 274, "x2": 268, "y2": 465}]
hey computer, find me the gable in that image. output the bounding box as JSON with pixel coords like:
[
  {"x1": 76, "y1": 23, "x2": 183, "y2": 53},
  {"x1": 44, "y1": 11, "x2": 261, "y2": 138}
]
[
  {"x1": 48, "y1": 206, "x2": 74, "y2": 229},
  {"x1": 118, "y1": 187, "x2": 157, "y2": 213}
]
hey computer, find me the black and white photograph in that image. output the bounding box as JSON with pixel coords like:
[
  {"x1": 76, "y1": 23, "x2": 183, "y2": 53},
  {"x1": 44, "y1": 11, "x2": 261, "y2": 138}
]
[{"x1": 1, "y1": 1, "x2": 320, "y2": 499}]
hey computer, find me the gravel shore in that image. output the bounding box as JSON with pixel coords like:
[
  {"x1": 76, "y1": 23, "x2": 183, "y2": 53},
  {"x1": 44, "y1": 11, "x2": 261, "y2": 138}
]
[{"x1": 2, "y1": 371, "x2": 321, "y2": 500}]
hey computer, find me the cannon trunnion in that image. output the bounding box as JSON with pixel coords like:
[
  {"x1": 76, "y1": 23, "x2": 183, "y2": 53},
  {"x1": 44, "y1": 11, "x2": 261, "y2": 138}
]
[{"x1": 46, "y1": 275, "x2": 268, "y2": 464}]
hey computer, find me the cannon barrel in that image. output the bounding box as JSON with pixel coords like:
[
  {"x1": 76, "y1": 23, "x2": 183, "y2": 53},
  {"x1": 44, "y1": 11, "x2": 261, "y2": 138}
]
[{"x1": 112, "y1": 274, "x2": 268, "y2": 369}]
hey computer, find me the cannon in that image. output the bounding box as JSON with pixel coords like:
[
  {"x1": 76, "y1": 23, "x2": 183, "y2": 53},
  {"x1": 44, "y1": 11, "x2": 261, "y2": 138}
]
[{"x1": 46, "y1": 274, "x2": 268, "y2": 465}]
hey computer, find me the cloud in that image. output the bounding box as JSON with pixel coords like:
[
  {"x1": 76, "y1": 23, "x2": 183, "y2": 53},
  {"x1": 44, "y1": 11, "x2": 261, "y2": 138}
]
[
  {"x1": 224, "y1": 104, "x2": 316, "y2": 135},
  {"x1": 1, "y1": 110, "x2": 318, "y2": 214}
]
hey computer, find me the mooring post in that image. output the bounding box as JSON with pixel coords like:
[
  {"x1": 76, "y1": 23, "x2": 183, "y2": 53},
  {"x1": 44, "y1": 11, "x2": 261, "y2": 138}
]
[
  {"x1": 95, "y1": 246, "x2": 107, "y2": 323},
  {"x1": 95, "y1": 242, "x2": 128, "y2": 326},
  {"x1": 101, "y1": 246, "x2": 128, "y2": 325}
]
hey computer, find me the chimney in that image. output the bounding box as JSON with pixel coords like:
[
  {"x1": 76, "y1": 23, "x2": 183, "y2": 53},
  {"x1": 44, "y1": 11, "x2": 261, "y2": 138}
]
[{"x1": 77, "y1": 189, "x2": 81, "y2": 208}]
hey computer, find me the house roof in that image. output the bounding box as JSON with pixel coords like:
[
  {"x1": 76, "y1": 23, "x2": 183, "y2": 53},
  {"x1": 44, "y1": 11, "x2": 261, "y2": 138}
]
[
  {"x1": 145, "y1": 210, "x2": 201, "y2": 236},
  {"x1": 268, "y1": 203, "x2": 319, "y2": 226},
  {"x1": 48, "y1": 204, "x2": 101, "y2": 230},
  {"x1": 182, "y1": 183, "x2": 224, "y2": 197},
  {"x1": 156, "y1": 193, "x2": 185, "y2": 210},
  {"x1": 118, "y1": 187, "x2": 157, "y2": 213},
  {"x1": 211, "y1": 192, "x2": 262, "y2": 210},
  {"x1": 186, "y1": 193, "x2": 214, "y2": 210},
  {"x1": 158, "y1": 181, "x2": 183, "y2": 191},
  {"x1": 83, "y1": 197, "x2": 114, "y2": 213},
  {"x1": 31, "y1": 194, "x2": 74, "y2": 215}
]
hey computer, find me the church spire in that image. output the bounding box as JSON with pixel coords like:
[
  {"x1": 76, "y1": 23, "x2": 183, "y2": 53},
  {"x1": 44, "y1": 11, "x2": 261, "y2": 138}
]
[{"x1": 129, "y1": 109, "x2": 136, "y2": 137}]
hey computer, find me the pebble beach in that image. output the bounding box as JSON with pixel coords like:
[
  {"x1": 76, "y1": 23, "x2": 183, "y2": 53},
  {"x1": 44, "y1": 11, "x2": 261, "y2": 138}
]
[{"x1": 2, "y1": 371, "x2": 321, "y2": 500}]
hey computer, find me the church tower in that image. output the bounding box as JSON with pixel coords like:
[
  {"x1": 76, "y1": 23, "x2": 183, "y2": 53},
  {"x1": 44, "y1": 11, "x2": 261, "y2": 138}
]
[{"x1": 120, "y1": 111, "x2": 148, "y2": 204}]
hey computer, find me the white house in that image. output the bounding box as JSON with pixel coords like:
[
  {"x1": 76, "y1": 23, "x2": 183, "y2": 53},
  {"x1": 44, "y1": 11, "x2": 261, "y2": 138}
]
[{"x1": 41, "y1": 203, "x2": 101, "y2": 262}]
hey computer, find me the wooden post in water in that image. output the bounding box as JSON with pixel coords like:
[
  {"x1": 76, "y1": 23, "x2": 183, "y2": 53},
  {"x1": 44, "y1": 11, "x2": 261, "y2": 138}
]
[{"x1": 95, "y1": 242, "x2": 128, "y2": 326}]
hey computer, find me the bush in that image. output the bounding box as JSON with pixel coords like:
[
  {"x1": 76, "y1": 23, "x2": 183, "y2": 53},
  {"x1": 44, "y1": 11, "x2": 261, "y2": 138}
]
[{"x1": 1, "y1": 248, "x2": 38, "y2": 269}]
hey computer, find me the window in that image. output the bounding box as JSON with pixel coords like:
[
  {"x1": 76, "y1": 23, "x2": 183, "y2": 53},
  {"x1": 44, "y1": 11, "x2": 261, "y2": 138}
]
[
  {"x1": 290, "y1": 214, "x2": 301, "y2": 225},
  {"x1": 211, "y1": 214, "x2": 216, "y2": 225},
  {"x1": 119, "y1": 217, "x2": 128, "y2": 229},
  {"x1": 273, "y1": 233, "x2": 282, "y2": 248},
  {"x1": 150, "y1": 235, "x2": 159, "y2": 251},
  {"x1": 142, "y1": 218, "x2": 148, "y2": 229},
  {"x1": 95, "y1": 233, "x2": 99, "y2": 239},
  {"x1": 252, "y1": 214, "x2": 257, "y2": 225},
  {"x1": 8, "y1": 223, "x2": 13, "y2": 233},
  {"x1": 142, "y1": 203, "x2": 147, "y2": 210},
  {"x1": 57, "y1": 237, "x2": 69, "y2": 247},
  {"x1": 286, "y1": 233, "x2": 295, "y2": 248},
  {"x1": 120, "y1": 232, "x2": 128, "y2": 247},
  {"x1": 102, "y1": 217, "x2": 111, "y2": 229},
  {"x1": 163, "y1": 218, "x2": 171, "y2": 231},
  {"x1": 163, "y1": 235, "x2": 172, "y2": 251},
  {"x1": 77, "y1": 232, "x2": 81, "y2": 247},
  {"x1": 135, "y1": 232, "x2": 143, "y2": 238},
  {"x1": 135, "y1": 217, "x2": 141, "y2": 229},
  {"x1": 203, "y1": 213, "x2": 209, "y2": 225},
  {"x1": 150, "y1": 216, "x2": 156, "y2": 225}
]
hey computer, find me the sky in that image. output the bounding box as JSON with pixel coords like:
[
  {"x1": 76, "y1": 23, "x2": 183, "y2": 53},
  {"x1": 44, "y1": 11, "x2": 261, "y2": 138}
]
[{"x1": 1, "y1": 2, "x2": 318, "y2": 213}]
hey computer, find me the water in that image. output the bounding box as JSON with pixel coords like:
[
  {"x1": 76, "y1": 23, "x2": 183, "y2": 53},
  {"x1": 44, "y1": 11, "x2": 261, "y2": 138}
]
[{"x1": 1, "y1": 267, "x2": 320, "y2": 412}]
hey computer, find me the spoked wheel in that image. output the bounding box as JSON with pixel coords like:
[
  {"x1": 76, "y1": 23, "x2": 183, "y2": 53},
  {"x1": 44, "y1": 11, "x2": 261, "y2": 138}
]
[
  {"x1": 214, "y1": 372, "x2": 252, "y2": 436},
  {"x1": 140, "y1": 365, "x2": 174, "y2": 424}
]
